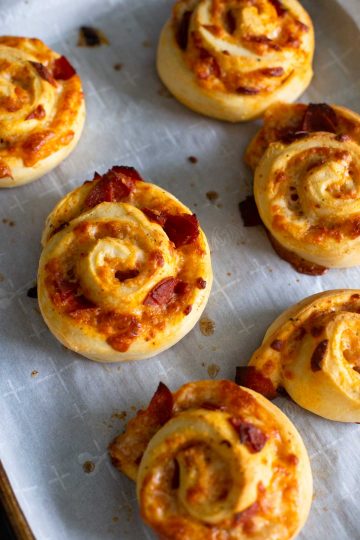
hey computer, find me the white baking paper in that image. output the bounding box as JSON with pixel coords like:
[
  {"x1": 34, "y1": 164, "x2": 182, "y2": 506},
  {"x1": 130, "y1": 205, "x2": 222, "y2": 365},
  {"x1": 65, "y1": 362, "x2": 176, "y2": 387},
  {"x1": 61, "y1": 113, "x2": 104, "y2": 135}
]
[{"x1": 0, "y1": 0, "x2": 359, "y2": 538}]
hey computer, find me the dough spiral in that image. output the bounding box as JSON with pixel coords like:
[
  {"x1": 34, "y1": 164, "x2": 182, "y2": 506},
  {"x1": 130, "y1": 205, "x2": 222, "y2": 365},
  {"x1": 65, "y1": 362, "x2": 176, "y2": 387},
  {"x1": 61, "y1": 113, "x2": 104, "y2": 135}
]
[
  {"x1": 247, "y1": 103, "x2": 360, "y2": 272},
  {"x1": 38, "y1": 166, "x2": 212, "y2": 363},
  {"x1": 238, "y1": 290, "x2": 360, "y2": 422},
  {"x1": 109, "y1": 380, "x2": 312, "y2": 540},
  {"x1": 0, "y1": 36, "x2": 85, "y2": 187},
  {"x1": 157, "y1": 0, "x2": 314, "y2": 121}
]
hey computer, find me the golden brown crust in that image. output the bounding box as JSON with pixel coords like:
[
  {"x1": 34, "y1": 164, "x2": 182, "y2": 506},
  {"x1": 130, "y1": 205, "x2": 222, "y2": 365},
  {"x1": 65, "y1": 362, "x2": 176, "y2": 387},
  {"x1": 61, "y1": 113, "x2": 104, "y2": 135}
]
[
  {"x1": 0, "y1": 36, "x2": 85, "y2": 187},
  {"x1": 109, "y1": 380, "x2": 313, "y2": 540},
  {"x1": 157, "y1": 0, "x2": 314, "y2": 121},
  {"x1": 38, "y1": 167, "x2": 212, "y2": 363},
  {"x1": 247, "y1": 103, "x2": 360, "y2": 269},
  {"x1": 248, "y1": 290, "x2": 360, "y2": 422}
]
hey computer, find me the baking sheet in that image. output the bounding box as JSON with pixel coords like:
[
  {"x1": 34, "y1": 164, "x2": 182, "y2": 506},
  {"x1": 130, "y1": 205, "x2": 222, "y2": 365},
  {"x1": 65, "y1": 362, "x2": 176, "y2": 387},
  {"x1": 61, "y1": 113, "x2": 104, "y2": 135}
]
[{"x1": 0, "y1": 0, "x2": 360, "y2": 538}]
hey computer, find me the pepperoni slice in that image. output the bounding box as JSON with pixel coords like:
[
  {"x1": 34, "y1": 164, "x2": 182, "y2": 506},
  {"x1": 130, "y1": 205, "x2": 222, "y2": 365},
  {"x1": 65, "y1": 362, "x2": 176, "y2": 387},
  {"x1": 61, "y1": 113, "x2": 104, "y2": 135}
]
[
  {"x1": 52, "y1": 278, "x2": 94, "y2": 313},
  {"x1": 143, "y1": 277, "x2": 178, "y2": 306},
  {"x1": 164, "y1": 214, "x2": 200, "y2": 248},
  {"x1": 105, "y1": 315, "x2": 141, "y2": 352},
  {"x1": 30, "y1": 61, "x2": 56, "y2": 87},
  {"x1": 142, "y1": 207, "x2": 168, "y2": 227},
  {"x1": 176, "y1": 10, "x2": 192, "y2": 50},
  {"x1": 228, "y1": 418, "x2": 268, "y2": 452},
  {"x1": 268, "y1": 0, "x2": 287, "y2": 16},
  {"x1": 84, "y1": 166, "x2": 142, "y2": 209},
  {"x1": 235, "y1": 366, "x2": 277, "y2": 399},
  {"x1": 25, "y1": 104, "x2": 46, "y2": 120},
  {"x1": 53, "y1": 55, "x2": 77, "y2": 80},
  {"x1": 301, "y1": 103, "x2": 338, "y2": 133},
  {"x1": 310, "y1": 339, "x2": 328, "y2": 372},
  {"x1": 148, "y1": 382, "x2": 174, "y2": 425}
]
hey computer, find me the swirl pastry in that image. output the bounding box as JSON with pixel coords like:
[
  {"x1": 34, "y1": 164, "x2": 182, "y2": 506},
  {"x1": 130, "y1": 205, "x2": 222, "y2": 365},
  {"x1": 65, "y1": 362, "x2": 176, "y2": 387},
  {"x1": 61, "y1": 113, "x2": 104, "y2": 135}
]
[
  {"x1": 109, "y1": 380, "x2": 312, "y2": 539},
  {"x1": 245, "y1": 103, "x2": 360, "y2": 273},
  {"x1": 38, "y1": 166, "x2": 212, "y2": 363},
  {"x1": 157, "y1": 0, "x2": 314, "y2": 122},
  {"x1": 237, "y1": 290, "x2": 360, "y2": 422},
  {"x1": 0, "y1": 36, "x2": 85, "y2": 188}
]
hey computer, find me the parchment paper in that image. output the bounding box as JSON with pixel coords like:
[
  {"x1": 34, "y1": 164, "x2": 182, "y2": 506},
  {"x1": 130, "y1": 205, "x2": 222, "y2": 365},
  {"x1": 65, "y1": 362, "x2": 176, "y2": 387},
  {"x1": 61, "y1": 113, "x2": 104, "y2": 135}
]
[{"x1": 0, "y1": 0, "x2": 359, "y2": 538}]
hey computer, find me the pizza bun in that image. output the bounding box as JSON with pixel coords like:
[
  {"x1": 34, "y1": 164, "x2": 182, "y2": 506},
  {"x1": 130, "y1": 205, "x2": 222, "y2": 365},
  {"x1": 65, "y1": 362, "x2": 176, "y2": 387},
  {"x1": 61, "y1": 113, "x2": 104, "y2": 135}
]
[
  {"x1": 109, "y1": 379, "x2": 313, "y2": 540},
  {"x1": 237, "y1": 290, "x2": 360, "y2": 422},
  {"x1": 38, "y1": 166, "x2": 212, "y2": 363},
  {"x1": 157, "y1": 0, "x2": 314, "y2": 122},
  {"x1": 0, "y1": 36, "x2": 85, "y2": 188},
  {"x1": 246, "y1": 103, "x2": 360, "y2": 272}
]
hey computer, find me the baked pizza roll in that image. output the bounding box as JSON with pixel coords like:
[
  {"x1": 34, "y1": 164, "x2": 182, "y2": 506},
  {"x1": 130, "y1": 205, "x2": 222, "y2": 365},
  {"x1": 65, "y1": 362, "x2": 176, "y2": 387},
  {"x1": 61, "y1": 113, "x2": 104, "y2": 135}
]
[
  {"x1": 109, "y1": 380, "x2": 312, "y2": 539},
  {"x1": 237, "y1": 290, "x2": 360, "y2": 422},
  {"x1": 245, "y1": 103, "x2": 360, "y2": 273},
  {"x1": 38, "y1": 166, "x2": 212, "y2": 363},
  {"x1": 157, "y1": 0, "x2": 314, "y2": 122},
  {"x1": 0, "y1": 36, "x2": 85, "y2": 188}
]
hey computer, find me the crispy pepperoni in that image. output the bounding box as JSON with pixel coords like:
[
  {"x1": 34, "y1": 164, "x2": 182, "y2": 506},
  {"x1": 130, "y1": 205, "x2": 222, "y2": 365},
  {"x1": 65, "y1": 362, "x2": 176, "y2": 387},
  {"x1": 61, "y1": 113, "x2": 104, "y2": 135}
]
[
  {"x1": 143, "y1": 210, "x2": 200, "y2": 248},
  {"x1": 233, "y1": 502, "x2": 260, "y2": 526},
  {"x1": 196, "y1": 55, "x2": 221, "y2": 80},
  {"x1": 106, "y1": 316, "x2": 141, "y2": 352},
  {"x1": 52, "y1": 278, "x2": 94, "y2": 313},
  {"x1": 244, "y1": 35, "x2": 281, "y2": 51},
  {"x1": 310, "y1": 339, "x2": 328, "y2": 371},
  {"x1": 200, "y1": 402, "x2": 226, "y2": 411},
  {"x1": 268, "y1": 0, "x2": 287, "y2": 16},
  {"x1": 142, "y1": 208, "x2": 168, "y2": 227},
  {"x1": 236, "y1": 86, "x2": 260, "y2": 95},
  {"x1": 144, "y1": 277, "x2": 178, "y2": 306},
  {"x1": 30, "y1": 61, "x2": 56, "y2": 86},
  {"x1": 301, "y1": 103, "x2": 338, "y2": 133},
  {"x1": 235, "y1": 366, "x2": 277, "y2": 399},
  {"x1": 225, "y1": 9, "x2": 236, "y2": 34},
  {"x1": 115, "y1": 269, "x2": 140, "y2": 281},
  {"x1": 148, "y1": 382, "x2": 174, "y2": 425},
  {"x1": 25, "y1": 104, "x2": 46, "y2": 120},
  {"x1": 239, "y1": 196, "x2": 262, "y2": 227},
  {"x1": 0, "y1": 161, "x2": 13, "y2": 179},
  {"x1": 174, "y1": 280, "x2": 190, "y2": 295},
  {"x1": 84, "y1": 166, "x2": 142, "y2": 209},
  {"x1": 53, "y1": 55, "x2": 77, "y2": 80},
  {"x1": 196, "y1": 277, "x2": 207, "y2": 289},
  {"x1": 261, "y1": 67, "x2": 284, "y2": 77},
  {"x1": 164, "y1": 214, "x2": 200, "y2": 248},
  {"x1": 228, "y1": 418, "x2": 268, "y2": 452},
  {"x1": 280, "y1": 130, "x2": 309, "y2": 144},
  {"x1": 270, "y1": 339, "x2": 283, "y2": 351},
  {"x1": 176, "y1": 11, "x2": 192, "y2": 50}
]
